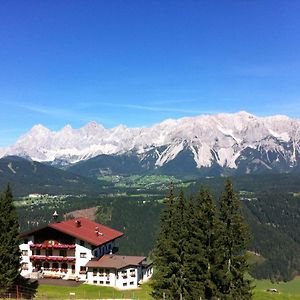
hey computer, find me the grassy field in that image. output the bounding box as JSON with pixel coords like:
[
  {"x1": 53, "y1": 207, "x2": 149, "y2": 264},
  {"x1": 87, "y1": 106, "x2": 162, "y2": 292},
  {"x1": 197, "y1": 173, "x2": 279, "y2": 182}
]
[
  {"x1": 253, "y1": 277, "x2": 300, "y2": 299},
  {"x1": 36, "y1": 283, "x2": 153, "y2": 299},
  {"x1": 34, "y1": 277, "x2": 300, "y2": 299}
]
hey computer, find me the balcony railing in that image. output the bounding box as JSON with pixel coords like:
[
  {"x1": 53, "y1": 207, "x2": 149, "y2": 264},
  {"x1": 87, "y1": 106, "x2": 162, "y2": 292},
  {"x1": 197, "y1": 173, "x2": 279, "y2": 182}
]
[
  {"x1": 30, "y1": 244, "x2": 76, "y2": 249},
  {"x1": 30, "y1": 255, "x2": 76, "y2": 262}
]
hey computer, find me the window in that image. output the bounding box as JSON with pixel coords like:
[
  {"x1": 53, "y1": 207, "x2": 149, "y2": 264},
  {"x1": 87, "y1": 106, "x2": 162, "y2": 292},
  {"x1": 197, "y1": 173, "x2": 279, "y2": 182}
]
[
  {"x1": 22, "y1": 263, "x2": 28, "y2": 270},
  {"x1": 93, "y1": 268, "x2": 97, "y2": 276},
  {"x1": 80, "y1": 252, "x2": 87, "y2": 258},
  {"x1": 80, "y1": 240, "x2": 85, "y2": 246},
  {"x1": 130, "y1": 281, "x2": 134, "y2": 285},
  {"x1": 100, "y1": 281, "x2": 104, "y2": 284},
  {"x1": 79, "y1": 266, "x2": 87, "y2": 274},
  {"x1": 22, "y1": 250, "x2": 28, "y2": 256},
  {"x1": 52, "y1": 262, "x2": 59, "y2": 272},
  {"x1": 43, "y1": 261, "x2": 50, "y2": 270},
  {"x1": 61, "y1": 262, "x2": 68, "y2": 273},
  {"x1": 123, "y1": 282, "x2": 127, "y2": 286},
  {"x1": 130, "y1": 269, "x2": 136, "y2": 277},
  {"x1": 59, "y1": 249, "x2": 67, "y2": 257},
  {"x1": 106, "y1": 281, "x2": 110, "y2": 285},
  {"x1": 45, "y1": 249, "x2": 52, "y2": 256},
  {"x1": 93, "y1": 280, "x2": 97, "y2": 284},
  {"x1": 35, "y1": 249, "x2": 41, "y2": 255}
]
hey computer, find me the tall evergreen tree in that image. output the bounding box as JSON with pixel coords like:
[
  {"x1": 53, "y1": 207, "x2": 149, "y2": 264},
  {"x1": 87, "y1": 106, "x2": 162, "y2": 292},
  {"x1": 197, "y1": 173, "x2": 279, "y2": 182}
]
[
  {"x1": 152, "y1": 187, "x2": 189, "y2": 299},
  {"x1": 0, "y1": 185, "x2": 21, "y2": 290},
  {"x1": 169, "y1": 190, "x2": 189, "y2": 299},
  {"x1": 152, "y1": 185, "x2": 177, "y2": 299},
  {"x1": 184, "y1": 188, "x2": 223, "y2": 299},
  {"x1": 217, "y1": 179, "x2": 252, "y2": 299}
]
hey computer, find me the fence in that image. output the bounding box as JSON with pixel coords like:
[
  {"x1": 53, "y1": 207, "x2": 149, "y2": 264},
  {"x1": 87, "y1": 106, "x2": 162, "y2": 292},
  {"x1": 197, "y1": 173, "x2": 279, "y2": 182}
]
[{"x1": 0, "y1": 284, "x2": 37, "y2": 299}]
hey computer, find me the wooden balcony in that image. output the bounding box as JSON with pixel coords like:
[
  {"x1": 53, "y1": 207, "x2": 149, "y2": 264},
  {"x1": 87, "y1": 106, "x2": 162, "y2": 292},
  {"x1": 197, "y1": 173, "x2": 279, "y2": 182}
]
[
  {"x1": 30, "y1": 243, "x2": 76, "y2": 249},
  {"x1": 30, "y1": 255, "x2": 76, "y2": 262}
]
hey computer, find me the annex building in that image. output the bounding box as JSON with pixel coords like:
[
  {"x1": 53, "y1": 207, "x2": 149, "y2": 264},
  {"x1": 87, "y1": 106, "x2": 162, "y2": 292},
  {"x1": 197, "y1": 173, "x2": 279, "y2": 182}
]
[{"x1": 20, "y1": 217, "x2": 153, "y2": 289}]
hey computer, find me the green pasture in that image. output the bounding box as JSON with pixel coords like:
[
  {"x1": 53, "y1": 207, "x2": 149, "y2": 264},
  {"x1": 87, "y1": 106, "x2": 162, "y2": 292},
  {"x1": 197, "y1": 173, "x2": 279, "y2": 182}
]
[
  {"x1": 36, "y1": 283, "x2": 153, "y2": 299},
  {"x1": 253, "y1": 277, "x2": 300, "y2": 299},
  {"x1": 34, "y1": 277, "x2": 300, "y2": 299}
]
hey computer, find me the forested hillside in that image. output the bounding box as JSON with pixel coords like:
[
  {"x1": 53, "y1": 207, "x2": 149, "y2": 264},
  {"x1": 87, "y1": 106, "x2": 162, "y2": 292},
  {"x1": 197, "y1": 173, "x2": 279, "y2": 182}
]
[{"x1": 13, "y1": 172, "x2": 300, "y2": 281}]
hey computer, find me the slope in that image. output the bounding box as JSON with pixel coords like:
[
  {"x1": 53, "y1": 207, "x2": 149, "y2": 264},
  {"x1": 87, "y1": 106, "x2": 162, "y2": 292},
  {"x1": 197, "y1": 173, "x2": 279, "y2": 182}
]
[{"x1": 0, "y1": 156, "x2": 101, "y2": 196}]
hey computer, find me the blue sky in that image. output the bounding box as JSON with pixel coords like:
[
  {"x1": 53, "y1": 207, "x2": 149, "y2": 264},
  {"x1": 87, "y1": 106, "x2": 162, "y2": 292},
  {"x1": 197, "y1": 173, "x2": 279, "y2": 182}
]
[{"x1": 0, "y1": 0, "x2": 300, "y2": 146}]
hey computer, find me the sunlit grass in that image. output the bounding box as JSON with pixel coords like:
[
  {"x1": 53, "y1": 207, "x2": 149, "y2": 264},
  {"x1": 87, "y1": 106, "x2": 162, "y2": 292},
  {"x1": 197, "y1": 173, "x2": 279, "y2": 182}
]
[
  {"x1": 36, "y1": 282, "x2": 153, "y2": 299},
  {"x1": 35, "y1": 278, "x2": 300, "y2": 299}
]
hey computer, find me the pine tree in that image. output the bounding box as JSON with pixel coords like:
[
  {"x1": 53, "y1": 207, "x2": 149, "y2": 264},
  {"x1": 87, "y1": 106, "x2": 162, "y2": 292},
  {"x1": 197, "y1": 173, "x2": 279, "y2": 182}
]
[
  {"x1": 184, "y1": 188, "x2": 223, "y2": 299},
  {"x1": 152, "y1": 185, "x2": 177, "y2": 299},
  {"x1": 152, "y1": 188, "x2": 189, "y2": 300},
  {"x1": 169, "y1": 190, "x2": 189, "y2": 299},
  {"x1": 217, "y1": 179, "x2": 252, "y2": 299},
  {"x1": 0, "y1": 185, "x2": 21, "y2": 290}
]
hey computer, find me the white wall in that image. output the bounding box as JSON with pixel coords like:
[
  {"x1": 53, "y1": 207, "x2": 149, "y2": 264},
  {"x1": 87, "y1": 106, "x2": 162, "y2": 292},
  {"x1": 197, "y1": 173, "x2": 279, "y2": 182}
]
[
  {"x1": 86, "y1": 266, "x2": 141, "y2": 289},
  {"x1": 19, "y1": 237, "x2": 34, "y2": 276},
  {"x1": 75, "y1": 239, "x2": 93, "y2": 280},
  {"x1": 142, "y1": 265, "x2": 153, "y2": 282}
]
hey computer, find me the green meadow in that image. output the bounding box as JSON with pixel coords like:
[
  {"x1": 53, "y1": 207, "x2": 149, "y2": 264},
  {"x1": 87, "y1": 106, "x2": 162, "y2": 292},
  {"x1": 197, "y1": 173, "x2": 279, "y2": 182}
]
[
  {"x1": 36, "y1": 283, "x2": 153, "y2": 299},
  {"x1": 35, "y1": 278, "x2": 300, "y2": 299},
  {"x1": 253, "y1": 277, "x2": 300, "y2": 300}
]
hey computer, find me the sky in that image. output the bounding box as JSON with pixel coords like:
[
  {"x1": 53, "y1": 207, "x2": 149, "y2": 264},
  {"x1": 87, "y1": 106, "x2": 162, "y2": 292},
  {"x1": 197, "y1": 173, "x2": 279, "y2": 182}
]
[{"x1": 0, "y1": 0, "x2": 300, "y2": 146}]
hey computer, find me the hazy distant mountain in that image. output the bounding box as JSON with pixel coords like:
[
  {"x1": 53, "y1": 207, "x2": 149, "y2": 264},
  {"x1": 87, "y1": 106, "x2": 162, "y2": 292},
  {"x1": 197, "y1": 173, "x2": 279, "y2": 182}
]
[{"x1": 1, "y1": 111, "x2": 300, "y2": 176}]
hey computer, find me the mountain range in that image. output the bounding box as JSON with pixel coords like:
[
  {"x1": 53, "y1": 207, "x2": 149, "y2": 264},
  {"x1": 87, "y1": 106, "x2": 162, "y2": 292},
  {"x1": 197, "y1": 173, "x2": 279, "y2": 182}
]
[{"x1": 1, "y1": 111, "x2": 300, "y2": 177}]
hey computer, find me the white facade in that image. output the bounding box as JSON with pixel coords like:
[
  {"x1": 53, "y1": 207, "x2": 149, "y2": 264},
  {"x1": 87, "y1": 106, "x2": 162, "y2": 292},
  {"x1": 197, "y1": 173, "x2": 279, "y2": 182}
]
[
  {"x1": 19, "y1": 236, "x2": 116, "y2": 281},
  {"x1": 86, "y1": 258, "x2": 153, "y2": 289}
]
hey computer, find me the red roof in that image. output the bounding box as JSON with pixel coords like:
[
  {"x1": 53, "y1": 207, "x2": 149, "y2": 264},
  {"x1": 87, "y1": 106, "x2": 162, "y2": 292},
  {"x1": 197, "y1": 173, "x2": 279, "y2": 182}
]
[
  {"x1": 23, "y1": 217, "x2": 123, "y2": 247},
  {"x1": 86, "y1": 255, "x2": 147, "y2": 269}
]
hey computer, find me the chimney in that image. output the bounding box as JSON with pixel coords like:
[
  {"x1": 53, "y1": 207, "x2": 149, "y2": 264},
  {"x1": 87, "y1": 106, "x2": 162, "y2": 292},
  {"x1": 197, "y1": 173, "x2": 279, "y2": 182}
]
[
  {"x1": 95, "y1": 226, "x2": 103, "y2": 236},
  {"x1": 75, "y1": 220, "x2": 81, "y2": 227},
  {"x1": 53, "y1": 211, "x2": 58, "y2": 221}
]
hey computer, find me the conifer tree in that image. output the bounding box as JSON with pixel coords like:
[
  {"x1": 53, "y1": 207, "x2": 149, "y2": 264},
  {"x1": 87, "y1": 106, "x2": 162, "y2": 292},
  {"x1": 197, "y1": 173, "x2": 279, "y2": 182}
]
[
  {"x1": 184, "y1": 188, "x2": 222, "y2": 299},
  {"x1": 0, "y1": 185, "x2": 21, "y2": 290},
  {"x1": 217, "y1": 179, "x2": 252, "y2": 299},
  {"x1": 152, "y1": 185, "x2": 176, "y2": 299},
  {"x1": 169, "y1": 190, "x2": 189, "y2": 299},
  {"x1": 152, "y1": 188, "x2": 189, "y2": 300}
]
